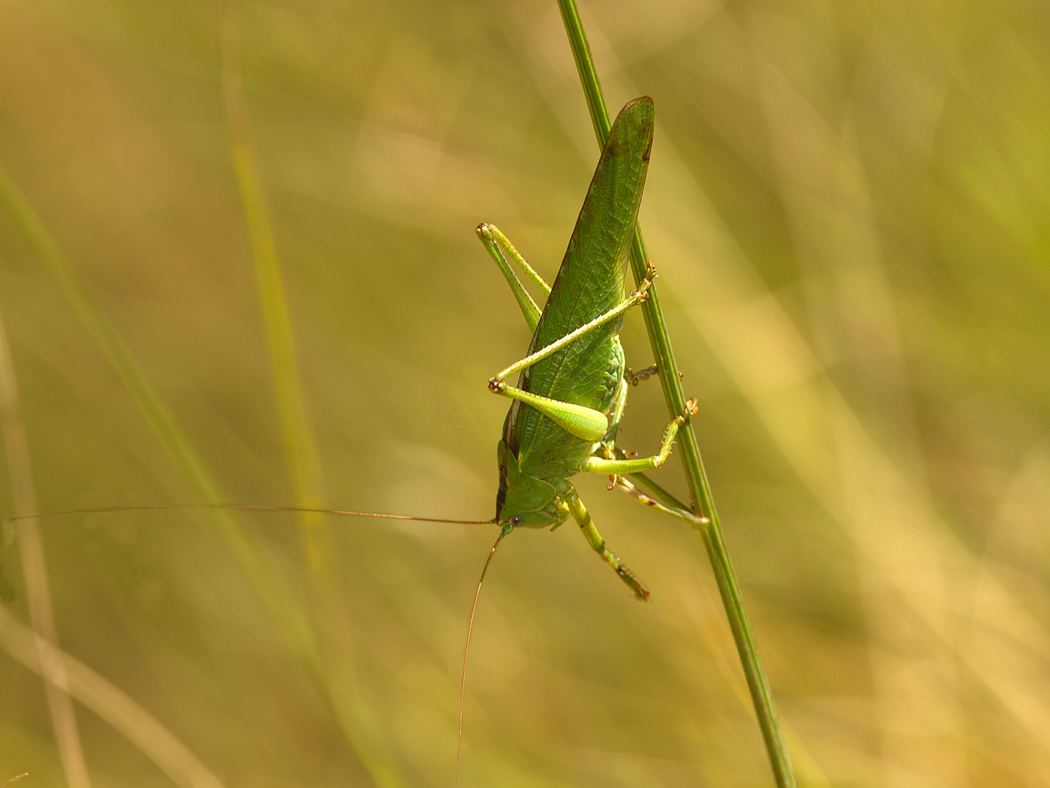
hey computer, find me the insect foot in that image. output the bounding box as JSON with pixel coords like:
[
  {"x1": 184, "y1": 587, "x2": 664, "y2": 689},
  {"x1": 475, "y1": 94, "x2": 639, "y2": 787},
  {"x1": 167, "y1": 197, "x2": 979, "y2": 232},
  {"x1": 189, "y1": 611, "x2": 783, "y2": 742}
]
[
  {"x1": 632, "y1": 276, "x2": 655, "y2": 302},
  {"x1": 682, "y1": 397, "x2": 699, "y2": 419},
  {"x1": 626, "y1": 364, "x2": 659, "y2": 386}
]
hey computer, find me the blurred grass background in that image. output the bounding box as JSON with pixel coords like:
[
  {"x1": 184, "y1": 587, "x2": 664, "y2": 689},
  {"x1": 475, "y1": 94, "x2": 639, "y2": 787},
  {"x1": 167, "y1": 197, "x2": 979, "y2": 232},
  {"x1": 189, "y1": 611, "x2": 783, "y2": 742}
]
[{"x1": 1, "y1": 0, "x2": 1048, "y2": 786}]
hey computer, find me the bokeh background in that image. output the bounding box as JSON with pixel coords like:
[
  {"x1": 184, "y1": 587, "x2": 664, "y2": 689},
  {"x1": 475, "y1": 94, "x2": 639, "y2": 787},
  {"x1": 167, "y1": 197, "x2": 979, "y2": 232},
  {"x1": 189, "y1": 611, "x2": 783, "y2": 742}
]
[{"x1": 1, "y1": 0, "x2": 1049, "y2": 786}]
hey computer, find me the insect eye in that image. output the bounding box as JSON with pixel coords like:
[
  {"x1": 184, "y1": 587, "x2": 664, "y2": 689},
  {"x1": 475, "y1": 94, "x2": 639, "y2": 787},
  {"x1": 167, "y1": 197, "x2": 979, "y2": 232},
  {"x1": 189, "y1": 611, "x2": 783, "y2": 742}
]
[{"x1": 509, "y1": 516, "x2": 522, "y2": 527}]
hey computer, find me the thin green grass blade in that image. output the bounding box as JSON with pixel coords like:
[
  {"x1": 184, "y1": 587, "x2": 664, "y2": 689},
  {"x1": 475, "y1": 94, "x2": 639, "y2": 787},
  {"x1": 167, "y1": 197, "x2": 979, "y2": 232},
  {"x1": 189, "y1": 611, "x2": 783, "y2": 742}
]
[
  {"x1": 219, "y1": 12, "x2": 326, "y2": 542},
  {"x1": 218, "y1": 16, "x2": 410, "y2": 788},
  {"x1": 555, "y1": 2, "x2": 798, "y2": 786}
]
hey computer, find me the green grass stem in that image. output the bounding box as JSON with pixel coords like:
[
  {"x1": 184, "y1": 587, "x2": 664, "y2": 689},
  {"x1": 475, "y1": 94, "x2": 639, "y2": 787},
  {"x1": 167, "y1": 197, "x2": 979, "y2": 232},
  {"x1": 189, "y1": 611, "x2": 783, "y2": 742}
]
[
  {"x1": 217, "y1": 14, "x2": 407, "y2": 788},
  {"x1": 557, "y1": 2, "x2": 797, "y2": 785}
]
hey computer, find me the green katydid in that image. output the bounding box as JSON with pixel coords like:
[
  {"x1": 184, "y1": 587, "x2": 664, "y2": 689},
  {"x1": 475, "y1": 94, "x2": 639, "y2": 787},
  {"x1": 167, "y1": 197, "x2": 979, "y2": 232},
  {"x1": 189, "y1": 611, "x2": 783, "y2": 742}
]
[
  {"x1": 451, "y1": 95, "x2": 694, "y2": 781},
  {"x1": 474, "y1": 95, "x2": 693, "y2": 601},
  {"x1": 3, "y1": 95, "x2": 694, "y2": 785}
]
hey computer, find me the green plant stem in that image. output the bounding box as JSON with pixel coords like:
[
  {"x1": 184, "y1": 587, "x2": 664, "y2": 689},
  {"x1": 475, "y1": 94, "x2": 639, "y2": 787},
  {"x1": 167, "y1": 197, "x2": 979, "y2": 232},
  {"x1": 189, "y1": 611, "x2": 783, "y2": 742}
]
[
  {"x1": 217, "y1": 16, "x2": 405, "y2": 788},
  {"x1": 556, "y1": 2, "x2": 797, "y2": 786},
  {"x1": 218, "y1": 8, "x2": 329, "y2": 561}
]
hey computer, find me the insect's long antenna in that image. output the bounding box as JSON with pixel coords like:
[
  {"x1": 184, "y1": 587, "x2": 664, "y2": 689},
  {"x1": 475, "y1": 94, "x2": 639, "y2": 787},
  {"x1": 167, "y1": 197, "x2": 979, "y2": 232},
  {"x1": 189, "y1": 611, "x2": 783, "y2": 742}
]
[
  {"x1": 1, "y1": 503, "x2": 493, "y2": 526},
  {"x1": 457, "y1": 528, "x2": 506, "y2": 788}
]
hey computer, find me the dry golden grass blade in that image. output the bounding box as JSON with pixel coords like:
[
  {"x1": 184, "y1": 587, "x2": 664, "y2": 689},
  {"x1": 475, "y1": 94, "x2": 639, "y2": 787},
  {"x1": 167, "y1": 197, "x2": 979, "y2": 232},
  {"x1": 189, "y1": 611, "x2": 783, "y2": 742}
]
[
  {"x1": 0, "y1": 304, "x2": 91, "y2": 788},
  {"x1": 0, "y1": 604, "x2": 226, "y2": 788}
]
